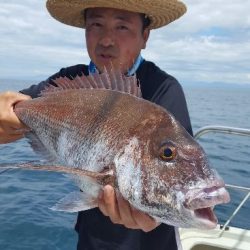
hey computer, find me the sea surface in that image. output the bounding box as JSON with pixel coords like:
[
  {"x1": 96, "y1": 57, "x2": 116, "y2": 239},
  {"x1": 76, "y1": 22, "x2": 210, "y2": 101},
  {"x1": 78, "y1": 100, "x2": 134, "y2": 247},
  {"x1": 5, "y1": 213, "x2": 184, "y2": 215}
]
[{"x1": 0, "y1": 79, "x2": 249, "y2": 250}]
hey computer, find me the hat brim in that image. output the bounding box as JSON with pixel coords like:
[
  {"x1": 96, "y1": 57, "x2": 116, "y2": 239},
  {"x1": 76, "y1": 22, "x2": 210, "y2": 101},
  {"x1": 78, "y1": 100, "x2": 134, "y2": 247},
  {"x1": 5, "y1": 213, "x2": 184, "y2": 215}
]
[{"x1": 46, "y1": 0, "x2": 187, "y2": 29}]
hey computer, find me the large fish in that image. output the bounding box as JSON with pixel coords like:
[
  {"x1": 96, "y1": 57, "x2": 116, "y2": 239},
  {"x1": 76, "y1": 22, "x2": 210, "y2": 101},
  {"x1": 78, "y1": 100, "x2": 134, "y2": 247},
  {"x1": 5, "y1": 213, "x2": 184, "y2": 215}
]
[{"x1": 4, "y1": 70, "x2": 230, "y2": 229}]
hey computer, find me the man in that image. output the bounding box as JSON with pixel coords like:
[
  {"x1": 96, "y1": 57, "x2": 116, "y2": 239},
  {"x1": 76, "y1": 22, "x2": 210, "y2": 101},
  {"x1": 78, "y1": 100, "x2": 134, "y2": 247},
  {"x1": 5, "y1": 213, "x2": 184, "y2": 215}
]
[{"x1": 0, "y1": 0, "x2": 193, "y2": 249}]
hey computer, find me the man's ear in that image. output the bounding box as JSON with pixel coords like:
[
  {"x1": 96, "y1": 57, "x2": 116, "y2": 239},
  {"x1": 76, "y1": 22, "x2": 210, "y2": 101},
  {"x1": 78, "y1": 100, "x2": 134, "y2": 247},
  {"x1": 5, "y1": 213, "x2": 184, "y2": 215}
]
[{"x1": 142, "y1": 28, "x2": 150, "y2": 49}]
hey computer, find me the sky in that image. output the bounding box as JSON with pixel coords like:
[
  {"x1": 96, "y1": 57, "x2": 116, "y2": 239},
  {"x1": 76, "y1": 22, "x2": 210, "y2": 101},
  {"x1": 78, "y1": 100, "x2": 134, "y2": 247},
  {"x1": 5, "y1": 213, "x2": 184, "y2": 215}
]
[{"x1": 0, "y1": 0, "x2": 250, "y2": 85}]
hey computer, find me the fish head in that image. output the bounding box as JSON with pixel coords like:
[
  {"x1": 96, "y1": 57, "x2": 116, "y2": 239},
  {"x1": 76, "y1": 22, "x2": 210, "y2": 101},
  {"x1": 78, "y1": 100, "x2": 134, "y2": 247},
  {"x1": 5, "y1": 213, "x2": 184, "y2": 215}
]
[{"x1": 115, "y1": 110, "x2": 230, "y2": 229}]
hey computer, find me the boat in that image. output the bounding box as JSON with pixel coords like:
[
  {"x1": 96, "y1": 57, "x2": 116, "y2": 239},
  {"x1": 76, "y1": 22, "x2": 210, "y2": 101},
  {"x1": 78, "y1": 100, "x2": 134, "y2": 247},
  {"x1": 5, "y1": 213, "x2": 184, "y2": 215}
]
[{"x1": 179, "y1": 126, "x2": 250, "y2": 250}]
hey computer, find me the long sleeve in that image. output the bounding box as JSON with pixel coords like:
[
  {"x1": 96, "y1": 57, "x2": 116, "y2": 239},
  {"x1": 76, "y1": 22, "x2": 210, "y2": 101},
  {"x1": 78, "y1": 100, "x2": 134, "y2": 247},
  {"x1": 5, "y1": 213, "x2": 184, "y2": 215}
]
[
  {"x1": 137, "y1": 60, "x2": 193, "y2": 136},
  {"x1": 151, "y1": 78, "x2": 193, "y2": 136},
  {"x1": 20, "y1": 64, "x2": 87, "y2": 98}
]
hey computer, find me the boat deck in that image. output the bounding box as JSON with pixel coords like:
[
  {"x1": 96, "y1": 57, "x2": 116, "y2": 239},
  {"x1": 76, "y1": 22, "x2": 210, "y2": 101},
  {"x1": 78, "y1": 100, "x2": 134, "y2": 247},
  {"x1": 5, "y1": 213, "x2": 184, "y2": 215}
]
[{"x1": 180, "y1": 225, "x2": 250, "y2": 250}]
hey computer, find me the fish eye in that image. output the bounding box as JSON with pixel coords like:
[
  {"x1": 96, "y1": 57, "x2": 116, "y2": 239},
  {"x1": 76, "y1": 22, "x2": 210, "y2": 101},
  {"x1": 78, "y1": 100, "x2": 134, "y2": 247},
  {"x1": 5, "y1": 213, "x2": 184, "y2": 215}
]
[{"x1": 160, "y1": 145, "x2": 176, "y2": 161}]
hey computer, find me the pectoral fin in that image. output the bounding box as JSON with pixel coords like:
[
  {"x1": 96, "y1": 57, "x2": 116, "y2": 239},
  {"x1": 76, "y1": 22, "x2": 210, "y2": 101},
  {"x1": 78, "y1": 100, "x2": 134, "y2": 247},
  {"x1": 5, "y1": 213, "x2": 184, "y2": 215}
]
[
  {"x1": 50, "y1": 191, "x2": 98, "y2": 212},
  {"x1": 0, "y1": 162, "x2": 115, "y2": 186}
]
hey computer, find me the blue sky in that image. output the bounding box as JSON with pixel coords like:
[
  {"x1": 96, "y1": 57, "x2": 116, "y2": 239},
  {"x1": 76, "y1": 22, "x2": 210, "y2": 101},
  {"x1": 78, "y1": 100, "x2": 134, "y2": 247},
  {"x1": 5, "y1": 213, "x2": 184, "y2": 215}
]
[{"x1": 0, "y1": 0, "x2": 249, "y2": 85}]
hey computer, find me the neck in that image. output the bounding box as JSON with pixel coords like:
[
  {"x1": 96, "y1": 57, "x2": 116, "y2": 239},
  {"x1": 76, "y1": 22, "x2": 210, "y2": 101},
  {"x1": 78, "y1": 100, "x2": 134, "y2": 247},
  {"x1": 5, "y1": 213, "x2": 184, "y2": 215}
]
[{"x1": 88, "y1": 54, "x2": 144, "y2": 76}]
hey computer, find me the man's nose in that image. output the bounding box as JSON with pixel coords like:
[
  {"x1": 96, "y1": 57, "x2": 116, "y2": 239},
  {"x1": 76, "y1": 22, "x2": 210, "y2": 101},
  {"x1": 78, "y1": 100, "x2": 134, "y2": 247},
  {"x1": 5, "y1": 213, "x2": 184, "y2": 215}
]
[{"x1": 98, "y1": 29, "x2": 115, "y2": 47}]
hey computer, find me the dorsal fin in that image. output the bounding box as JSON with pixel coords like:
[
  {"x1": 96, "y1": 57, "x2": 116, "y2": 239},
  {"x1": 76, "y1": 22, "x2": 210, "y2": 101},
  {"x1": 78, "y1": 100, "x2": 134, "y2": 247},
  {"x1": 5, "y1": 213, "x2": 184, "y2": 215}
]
[{"x1": 41, "y1": 69, "x2": 142, "y2": 98}]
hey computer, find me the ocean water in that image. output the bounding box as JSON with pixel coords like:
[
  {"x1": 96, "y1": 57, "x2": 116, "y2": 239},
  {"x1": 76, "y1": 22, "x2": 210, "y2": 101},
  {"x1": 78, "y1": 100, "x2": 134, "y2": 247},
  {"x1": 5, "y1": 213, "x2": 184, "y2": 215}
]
[{"x1": 0, "y1": 79, "x2": 249, "y2": 250}]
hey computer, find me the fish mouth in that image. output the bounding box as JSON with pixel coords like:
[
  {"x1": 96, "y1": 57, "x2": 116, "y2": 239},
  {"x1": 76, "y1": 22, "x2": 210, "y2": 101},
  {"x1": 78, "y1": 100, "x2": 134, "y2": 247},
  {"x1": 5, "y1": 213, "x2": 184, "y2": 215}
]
[
  {"x1": 193, "y1": 207, "x2": 217, "y2": 228},
  {"x1": 184, "y1": 186, "x2": 230, "y2": 228}
]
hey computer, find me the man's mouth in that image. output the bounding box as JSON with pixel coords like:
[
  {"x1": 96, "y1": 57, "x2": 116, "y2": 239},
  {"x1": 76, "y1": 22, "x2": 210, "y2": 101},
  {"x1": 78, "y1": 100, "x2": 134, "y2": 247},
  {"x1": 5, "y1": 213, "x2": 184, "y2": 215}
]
[{"x1": 99, "y1": 54, "x2": 114, "y2": 60}]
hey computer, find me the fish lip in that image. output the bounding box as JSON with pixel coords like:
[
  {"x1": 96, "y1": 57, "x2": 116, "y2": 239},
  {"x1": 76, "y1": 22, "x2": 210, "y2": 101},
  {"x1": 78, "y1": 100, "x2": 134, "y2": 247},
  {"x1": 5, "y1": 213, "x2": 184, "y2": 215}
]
[
  {"x1": 182, "y1": 184, "x2": 230, "y2": 228},
  {"x1": 183, "y1": 175, "x2": 229, "y2": 206},
  {"x1": 184, "y1": 186, "x2": 230, "y2": 210}
]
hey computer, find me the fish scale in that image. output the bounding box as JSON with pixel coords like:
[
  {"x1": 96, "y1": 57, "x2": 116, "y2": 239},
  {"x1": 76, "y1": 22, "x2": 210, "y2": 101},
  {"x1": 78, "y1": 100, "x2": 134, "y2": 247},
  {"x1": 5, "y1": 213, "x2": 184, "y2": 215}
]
[{"x1": 3, "y1": 70, "x2": 230, "y2": 228}]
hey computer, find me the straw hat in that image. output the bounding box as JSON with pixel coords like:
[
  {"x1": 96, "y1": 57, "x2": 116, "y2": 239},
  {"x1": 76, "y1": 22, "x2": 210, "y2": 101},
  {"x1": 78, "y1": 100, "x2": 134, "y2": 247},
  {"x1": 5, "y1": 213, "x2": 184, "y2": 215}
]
[{"x1": 46, "y1": 0, "x2": 187, "y2": 29}]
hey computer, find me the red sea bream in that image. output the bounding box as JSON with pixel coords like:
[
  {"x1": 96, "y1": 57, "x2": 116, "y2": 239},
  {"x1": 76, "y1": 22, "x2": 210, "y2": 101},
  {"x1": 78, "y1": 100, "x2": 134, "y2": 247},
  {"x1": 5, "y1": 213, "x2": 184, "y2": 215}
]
[{"x1": 12, "y1": 70, "x2": 230, "y2": 229}]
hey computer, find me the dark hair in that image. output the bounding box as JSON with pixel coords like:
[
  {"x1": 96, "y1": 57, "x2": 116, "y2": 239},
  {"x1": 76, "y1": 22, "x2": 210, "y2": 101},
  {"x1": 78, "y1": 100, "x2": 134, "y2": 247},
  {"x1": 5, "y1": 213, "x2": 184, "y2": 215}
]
[{"x1": 140, "y1": 14, "x2": 151, "y2": 31}]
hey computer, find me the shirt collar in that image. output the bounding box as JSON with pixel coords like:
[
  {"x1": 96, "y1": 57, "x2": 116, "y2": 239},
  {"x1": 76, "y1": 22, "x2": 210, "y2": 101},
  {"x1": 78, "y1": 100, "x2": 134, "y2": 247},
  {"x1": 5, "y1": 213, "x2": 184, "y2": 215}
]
[{"x1": 88, "y1": 54, "x2": 144, "y2": 76}]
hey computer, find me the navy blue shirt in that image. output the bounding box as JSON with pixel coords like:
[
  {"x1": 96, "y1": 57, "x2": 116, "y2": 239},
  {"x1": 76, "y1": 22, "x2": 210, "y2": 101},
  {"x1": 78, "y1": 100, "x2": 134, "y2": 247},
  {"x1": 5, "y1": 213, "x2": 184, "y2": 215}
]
[{"x1": 21, "y1": 60, "x2": 192, "y2": 250}]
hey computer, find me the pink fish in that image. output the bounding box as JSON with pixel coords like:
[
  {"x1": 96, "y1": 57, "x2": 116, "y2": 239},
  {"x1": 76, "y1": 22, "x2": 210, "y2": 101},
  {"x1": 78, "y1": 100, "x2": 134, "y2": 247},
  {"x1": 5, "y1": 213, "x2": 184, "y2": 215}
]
[{"x1": 7, "y1": 70, "x2": 230, "y2": 229}]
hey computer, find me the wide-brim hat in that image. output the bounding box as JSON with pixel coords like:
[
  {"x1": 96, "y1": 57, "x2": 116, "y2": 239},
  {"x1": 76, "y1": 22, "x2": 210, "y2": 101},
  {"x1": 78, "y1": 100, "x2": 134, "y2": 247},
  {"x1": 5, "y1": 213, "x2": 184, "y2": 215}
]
[{"x1": 46, "y1": 0, "x2": 187, "y2": 30}]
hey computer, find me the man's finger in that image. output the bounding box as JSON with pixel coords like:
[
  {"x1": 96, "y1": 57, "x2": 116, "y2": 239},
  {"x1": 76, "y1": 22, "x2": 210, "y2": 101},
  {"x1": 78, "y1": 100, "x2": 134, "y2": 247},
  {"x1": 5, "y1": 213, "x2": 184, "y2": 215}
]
[
  {"x1": 9, "y1": 127, "x2": 31, "y2": 134},
  {"x1": 98, "y1": 190, "x2": 109, "y2": 216},
  {"x1": 102, "y1": 185, "x2": 121, "y2": 224},
  {"x1": 116, "y1": 193, "x2": 138, "y2": 229},
  {"x1": 0, "y1": 133, "x2": 25, "y2": 144},
  {"x1": 98, "y1": 186, "x2": 121, "y2": 223},
  {"x1": 0, "y1": 91, "x2": 31, "y2": 131},
  {"x1": 131, "y1": 208, "x2": 159, "y2": 232}
]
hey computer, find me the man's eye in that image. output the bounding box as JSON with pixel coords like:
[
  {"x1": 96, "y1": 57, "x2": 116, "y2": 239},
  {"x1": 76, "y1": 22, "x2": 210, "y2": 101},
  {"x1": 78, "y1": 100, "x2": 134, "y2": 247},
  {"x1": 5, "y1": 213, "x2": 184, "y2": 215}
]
[
  {"x1": 118, "y1": 25, "x2": 128, "y2": 30},
  {"x1": 92, "y1": 22, "x2": 102, "y2": 27}
]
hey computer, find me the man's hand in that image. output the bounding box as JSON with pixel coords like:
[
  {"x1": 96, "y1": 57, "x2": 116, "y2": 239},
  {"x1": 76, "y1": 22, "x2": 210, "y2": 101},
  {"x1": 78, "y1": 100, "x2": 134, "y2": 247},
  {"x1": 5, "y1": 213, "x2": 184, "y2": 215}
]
[
  {"x1": 98, "y1": 185, "x2": 160, "y2": 232},
  {"x1": 0, "y1": 91, "x2": 31, "y2": 144}
]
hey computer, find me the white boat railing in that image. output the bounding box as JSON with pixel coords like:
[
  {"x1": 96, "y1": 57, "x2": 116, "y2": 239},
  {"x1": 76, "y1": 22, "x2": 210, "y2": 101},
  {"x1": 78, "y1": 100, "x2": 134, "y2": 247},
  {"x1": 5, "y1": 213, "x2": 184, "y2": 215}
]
[
  {"x1": 194, "y1": 125, "x2": 250, "y2": 232},
  {"x1": 194, "y1": 125, "x2": 250, "y2": 139}
]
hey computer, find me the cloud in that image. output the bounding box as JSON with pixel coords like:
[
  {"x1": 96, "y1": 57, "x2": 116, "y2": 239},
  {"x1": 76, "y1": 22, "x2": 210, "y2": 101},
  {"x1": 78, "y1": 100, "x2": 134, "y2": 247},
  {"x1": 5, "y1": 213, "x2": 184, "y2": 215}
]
[
  {"x1": 0, "y1": 0, "x2": 249, "y2": 85},
  {"x1": 0, "y1": 0, "x2": 85, "y2": 80},
  {"x1": 145, "y1": 35, "x2": 250, "y2": 84},
  {"x1": 169, "y1": 0, "x2": 250, "y2": 34},
  {"x1": 145, "y1": 0, "x2": 250, "y2": 84}
]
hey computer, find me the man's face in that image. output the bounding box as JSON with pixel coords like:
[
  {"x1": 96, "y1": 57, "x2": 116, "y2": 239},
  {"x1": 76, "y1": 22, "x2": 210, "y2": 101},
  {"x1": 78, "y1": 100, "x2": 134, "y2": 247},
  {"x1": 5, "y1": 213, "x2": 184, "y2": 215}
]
[{"x1": 85, "y1": 8, "x2": 150, "y2": 73}]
